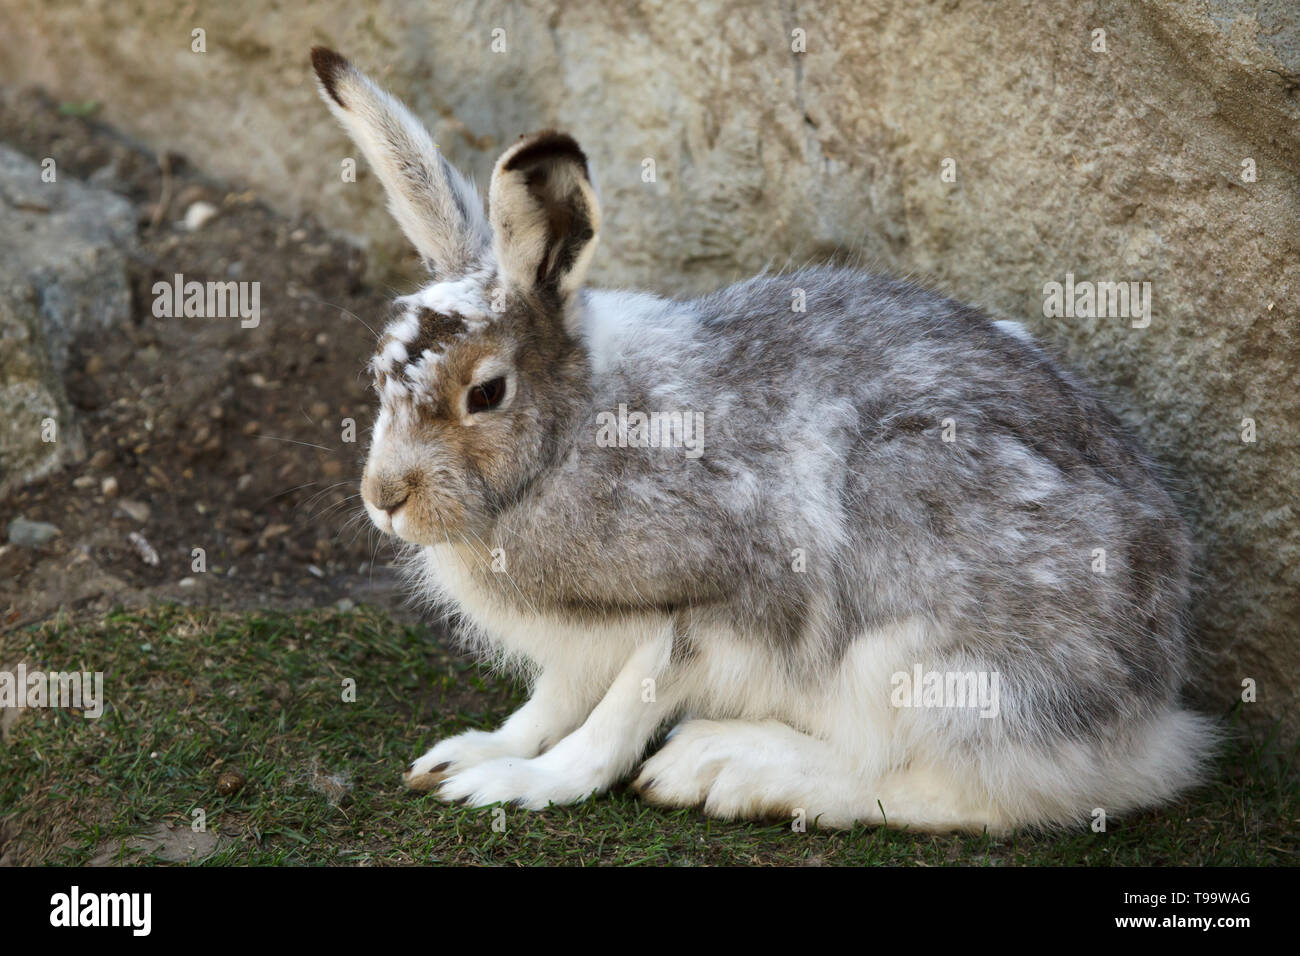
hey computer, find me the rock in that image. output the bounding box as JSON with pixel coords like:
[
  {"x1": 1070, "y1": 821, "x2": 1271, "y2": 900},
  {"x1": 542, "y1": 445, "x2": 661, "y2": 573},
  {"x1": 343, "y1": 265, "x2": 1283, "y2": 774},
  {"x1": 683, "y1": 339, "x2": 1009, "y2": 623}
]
[
  {"x1": 100, "y1": 475, "x2": 119, "y2": 497},
  {"x1": 90, "y1": 822, "x2": 224, "y2": 865},
  {"x1": 182, "y1": 199, "x2": 219, "y2": 231},
  {"x1": 116, "y1": 499, "x2": 151, "y2": 523},
  {"x1": 7, "y1": 517, "x2": 59, "y2": 547},
  {"x1": 0, "y1": 145, "x2": 134, "y2": 496},
  {"x1": 0, "y1": 2, "x2": 1296, "y2": 742}
]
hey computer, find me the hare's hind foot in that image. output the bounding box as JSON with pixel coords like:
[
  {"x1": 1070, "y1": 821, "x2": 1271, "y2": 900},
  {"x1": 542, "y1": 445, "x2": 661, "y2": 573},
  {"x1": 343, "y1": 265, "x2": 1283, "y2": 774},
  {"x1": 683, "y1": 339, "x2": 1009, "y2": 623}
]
[{"x1": 632, "y1": 718, "x2": 1007, "y2": 833}]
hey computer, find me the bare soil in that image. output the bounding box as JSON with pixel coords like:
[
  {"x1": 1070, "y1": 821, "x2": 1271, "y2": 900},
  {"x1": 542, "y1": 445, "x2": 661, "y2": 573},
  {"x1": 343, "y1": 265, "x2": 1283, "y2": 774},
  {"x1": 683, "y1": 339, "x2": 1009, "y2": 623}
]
[{"x1": 0, "y1": 86, "x2": 417, "y2": 630}]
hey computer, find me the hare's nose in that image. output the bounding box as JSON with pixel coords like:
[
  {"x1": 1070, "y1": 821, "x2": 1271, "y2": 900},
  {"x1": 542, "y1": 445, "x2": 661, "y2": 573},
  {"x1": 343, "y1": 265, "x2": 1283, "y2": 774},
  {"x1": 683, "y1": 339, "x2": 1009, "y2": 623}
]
[{"x1": 362, "y1": 469, "x2": 413, "y2": 517}]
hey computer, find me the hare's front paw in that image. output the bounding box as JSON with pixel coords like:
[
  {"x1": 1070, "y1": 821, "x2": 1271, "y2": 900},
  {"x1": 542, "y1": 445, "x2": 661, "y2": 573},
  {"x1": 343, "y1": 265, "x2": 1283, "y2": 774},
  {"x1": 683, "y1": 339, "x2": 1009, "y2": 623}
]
[
  {"x1": 435, "y1": 755, "x2": 602, "y2": 810},
  {"x1": 404, "y1": 730, "x2": 528, "y2": 791}
]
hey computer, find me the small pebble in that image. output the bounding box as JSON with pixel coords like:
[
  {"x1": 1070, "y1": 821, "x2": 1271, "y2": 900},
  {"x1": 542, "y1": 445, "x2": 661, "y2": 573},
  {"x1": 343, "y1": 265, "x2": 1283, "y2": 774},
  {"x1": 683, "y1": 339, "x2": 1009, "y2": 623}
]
[
  {"x1": 117, "y1": 499, "x2": 151, "y2": 523},
  {"x1": 7, "y1": 518, "x2": 60, "y2": 547},
  {"x1": 183, "y1": 200, "x2": 220, "y2": 231}
]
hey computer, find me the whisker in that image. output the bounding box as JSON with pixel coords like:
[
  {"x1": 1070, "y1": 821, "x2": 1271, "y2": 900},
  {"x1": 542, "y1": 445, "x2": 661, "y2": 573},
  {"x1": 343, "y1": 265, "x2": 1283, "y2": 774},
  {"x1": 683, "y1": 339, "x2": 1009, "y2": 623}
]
[
  {"x1": 257, "y1": 480, "x2": 320, "y2": 509},
  {"x1": 301, "y1": 292, "x2": 381, "y2": 341},
  {"x1": 301, "y1": 481, "x2": 358, "y2": 514},
  {"x1": 255, "y1": 434, "x2": 335, "y2": 453}
]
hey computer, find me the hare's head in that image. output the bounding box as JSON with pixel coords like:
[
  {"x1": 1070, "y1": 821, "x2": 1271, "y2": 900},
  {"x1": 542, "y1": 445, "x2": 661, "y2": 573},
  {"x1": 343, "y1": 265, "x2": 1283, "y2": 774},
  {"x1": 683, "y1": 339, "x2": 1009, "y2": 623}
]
[{"x1": 310, "y1": 48, "x2": 599, "y2": 545}]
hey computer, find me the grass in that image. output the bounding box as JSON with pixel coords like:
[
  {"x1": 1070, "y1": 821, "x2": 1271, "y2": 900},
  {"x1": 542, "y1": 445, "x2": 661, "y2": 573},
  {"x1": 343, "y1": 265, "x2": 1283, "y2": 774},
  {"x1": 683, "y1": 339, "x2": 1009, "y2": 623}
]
[{"x1": 0, "y1": 604, "x2": 1295, "y2": 866}]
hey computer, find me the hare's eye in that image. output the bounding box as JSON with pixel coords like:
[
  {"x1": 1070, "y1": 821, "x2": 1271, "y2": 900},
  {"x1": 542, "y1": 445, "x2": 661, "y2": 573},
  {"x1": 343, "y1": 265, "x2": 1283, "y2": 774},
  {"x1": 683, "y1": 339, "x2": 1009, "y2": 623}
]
[{"x1": 467, "y1": 376, "x2": 506, "y2": 413}]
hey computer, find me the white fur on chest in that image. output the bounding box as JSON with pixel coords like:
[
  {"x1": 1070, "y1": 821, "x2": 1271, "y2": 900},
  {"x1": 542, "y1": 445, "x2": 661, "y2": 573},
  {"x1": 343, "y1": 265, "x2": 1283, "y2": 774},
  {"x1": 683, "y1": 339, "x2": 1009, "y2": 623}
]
[
  {"x1": 417, "y1": 544, "x2": 666, "y2": 673},
  {"x1": 418, "y1": 540, "x2": 925, "y2": 761}
]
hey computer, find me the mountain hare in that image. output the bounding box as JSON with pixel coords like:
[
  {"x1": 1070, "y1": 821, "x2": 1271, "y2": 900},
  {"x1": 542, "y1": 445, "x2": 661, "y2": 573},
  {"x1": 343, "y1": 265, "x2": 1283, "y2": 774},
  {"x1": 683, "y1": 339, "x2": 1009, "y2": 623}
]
[{"x1": 311, "y1": 48, "x2": 1214, "y2": 832}]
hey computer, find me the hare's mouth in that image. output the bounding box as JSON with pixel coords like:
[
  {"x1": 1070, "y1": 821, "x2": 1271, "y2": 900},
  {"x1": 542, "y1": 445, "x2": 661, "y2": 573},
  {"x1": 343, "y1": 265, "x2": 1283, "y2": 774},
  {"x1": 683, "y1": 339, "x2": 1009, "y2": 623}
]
[
  {"x1": 364, "y1": 495, "x2": 453, "y2": 547},
  {"x1": 363, "y1": 498, "x2": 400, "y2": 537}
]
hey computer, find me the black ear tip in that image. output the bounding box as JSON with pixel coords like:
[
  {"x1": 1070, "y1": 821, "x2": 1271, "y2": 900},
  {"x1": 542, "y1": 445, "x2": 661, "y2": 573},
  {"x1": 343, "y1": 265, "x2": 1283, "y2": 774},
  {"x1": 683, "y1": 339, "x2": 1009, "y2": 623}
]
[
  {"x1": 503, "y1": 130, "x2": 590, "y2": 178},
  {"x1": 311, "y1": 46, "x2": 350, "y2": 107}
]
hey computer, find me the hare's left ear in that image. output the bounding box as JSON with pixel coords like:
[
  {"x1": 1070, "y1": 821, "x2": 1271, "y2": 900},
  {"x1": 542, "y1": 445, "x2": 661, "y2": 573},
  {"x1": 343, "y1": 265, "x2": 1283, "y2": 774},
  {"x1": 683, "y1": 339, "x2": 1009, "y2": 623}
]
[{"x1": 489, "y1": 131, "x2": 601, "y2": 308}]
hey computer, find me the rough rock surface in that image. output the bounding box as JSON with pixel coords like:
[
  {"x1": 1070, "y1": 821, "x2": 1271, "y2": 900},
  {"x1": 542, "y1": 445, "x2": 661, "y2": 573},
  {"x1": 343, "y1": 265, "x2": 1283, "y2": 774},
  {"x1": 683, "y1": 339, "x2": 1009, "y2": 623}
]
[
  {"x1": 0, "y1": 89, "x2": 403, "y2": 635},
  {"x1": 0, "y1": 1, "x2": 1295, "y2": 740},
  {"x1": 0, "y1": 145, "x2": 135, "y2": 494}
]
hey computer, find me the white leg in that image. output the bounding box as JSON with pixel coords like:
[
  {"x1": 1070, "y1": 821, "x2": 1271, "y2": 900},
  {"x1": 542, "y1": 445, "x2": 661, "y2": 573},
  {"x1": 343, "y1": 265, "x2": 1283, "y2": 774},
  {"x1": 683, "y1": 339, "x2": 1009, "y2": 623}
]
[
  {"x1": 404, "y1": 665, "x2": 600, "y2": 791},
  {"x1": 435, "y1": 631, "x2": 679, "y2": 809},
  {"x1": 633, "y1": 718, "x2": 1007, "y2": 832}
]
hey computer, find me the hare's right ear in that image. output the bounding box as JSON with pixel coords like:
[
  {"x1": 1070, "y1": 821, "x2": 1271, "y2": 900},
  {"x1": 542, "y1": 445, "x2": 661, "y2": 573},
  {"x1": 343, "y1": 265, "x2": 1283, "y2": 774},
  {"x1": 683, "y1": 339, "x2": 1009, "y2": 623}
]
[{"x1": 310, "y1": 47, "x2": 488, "y2": 277}]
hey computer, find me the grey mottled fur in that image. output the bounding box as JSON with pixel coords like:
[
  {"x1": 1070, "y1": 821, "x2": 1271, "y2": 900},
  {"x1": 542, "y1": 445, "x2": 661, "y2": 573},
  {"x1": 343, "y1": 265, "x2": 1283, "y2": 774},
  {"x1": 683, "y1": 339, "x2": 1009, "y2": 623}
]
[{"x1": 470, "y1": 268, "x2": 1195, "y2": 752}]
